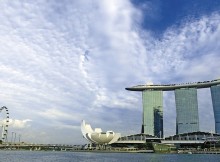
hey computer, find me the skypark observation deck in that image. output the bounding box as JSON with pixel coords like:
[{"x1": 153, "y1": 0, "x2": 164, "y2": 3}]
[{"x1": 125, "y1": 79, "x2": 220, "y2": 91}]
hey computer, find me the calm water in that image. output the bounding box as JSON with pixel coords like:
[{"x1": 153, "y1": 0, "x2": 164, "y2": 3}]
[{"x1": 0, "y1": 151, "x2": 219, "y2": 162}]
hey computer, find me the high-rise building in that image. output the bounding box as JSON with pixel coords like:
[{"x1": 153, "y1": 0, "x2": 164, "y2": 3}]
[
  {"x1": 126, "y1": 79, "x2": 220, "y2": 136},
  {"x1": 142, "y1": 90, "x2": 163, "y2": 137},
  {"x1": 175, "y1": 88, "x2": 199, "y2": 134},
  {"x1": 210, "y1": 85, "x2": 220, "y2": 134}
]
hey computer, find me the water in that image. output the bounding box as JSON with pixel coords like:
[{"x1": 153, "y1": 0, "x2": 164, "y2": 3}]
[{"x1": 0, "y1": 151, "x2": 219, "y2": 162}]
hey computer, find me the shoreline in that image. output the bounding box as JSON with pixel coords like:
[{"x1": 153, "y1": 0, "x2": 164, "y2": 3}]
[{"x1": 70, "y1": 149, "x2": 154, "y2": 153}]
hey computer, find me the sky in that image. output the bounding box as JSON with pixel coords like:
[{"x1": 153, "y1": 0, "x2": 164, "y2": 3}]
[{"x1": 0, "y1": 0, "x2": 220, "y2": 144}]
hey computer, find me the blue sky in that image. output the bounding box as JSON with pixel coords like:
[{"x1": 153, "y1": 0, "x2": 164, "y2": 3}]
[{"x1": 0, "y1": 0, "x2": 220, "y2": 144}]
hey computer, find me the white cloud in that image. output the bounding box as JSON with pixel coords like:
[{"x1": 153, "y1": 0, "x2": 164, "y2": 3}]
[
  {"x1": 144, "y1": 13, "x2": 220, "y2": 82},
  {"x1": 9, "y1": 119, "x2": 32, "y2": 128}
]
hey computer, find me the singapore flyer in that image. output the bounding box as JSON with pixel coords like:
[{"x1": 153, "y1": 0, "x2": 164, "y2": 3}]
[{"x1": 0, "y1": 106, "x2": 9, "y2": 143}]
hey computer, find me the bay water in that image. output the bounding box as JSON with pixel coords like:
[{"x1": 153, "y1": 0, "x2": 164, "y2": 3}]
[{"x1": 0, "y1": 151, "x2": 219, "y2": 162}]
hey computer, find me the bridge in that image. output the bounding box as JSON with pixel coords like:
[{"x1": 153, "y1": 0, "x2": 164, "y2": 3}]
[{"x1": 0, "y1": 143, "x2": 83, "y2": 151}]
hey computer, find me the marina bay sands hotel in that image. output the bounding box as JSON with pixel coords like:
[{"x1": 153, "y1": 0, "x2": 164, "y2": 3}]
[{"x1": 126, "y1": 79, "x2": 220, "y2": 137}]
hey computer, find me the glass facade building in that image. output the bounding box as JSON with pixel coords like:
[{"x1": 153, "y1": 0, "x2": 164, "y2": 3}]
[
  {"x1": 127, "y1": 79, "x2": 220, "y2": 137},
  {"x1": 211, "y1": 85, "x2": 220, "y2": 134},
  {"x1": 175, "y1": 88, "x2": 199, "y2": 134},
  {"x1": 142, "y1": 90, "x2": 163, "y2": 137}
]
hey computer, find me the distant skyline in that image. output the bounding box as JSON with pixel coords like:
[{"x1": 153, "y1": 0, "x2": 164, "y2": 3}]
[{"x1": 0, "y1": 0, "x2": 220, "y2": 144}]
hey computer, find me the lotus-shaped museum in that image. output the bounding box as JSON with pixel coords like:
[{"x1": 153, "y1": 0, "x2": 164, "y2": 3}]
[{"x1": 81, "y1": 120, "x2": 121, "y2": 144}]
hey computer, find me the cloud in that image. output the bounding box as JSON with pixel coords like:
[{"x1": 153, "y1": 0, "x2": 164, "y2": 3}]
[
  {"x1": 9, "y1": 119, "x2": 32, "y2": 128},
  {"x1": 143, "y1": 13, "x2": 220, "y2": 82}
]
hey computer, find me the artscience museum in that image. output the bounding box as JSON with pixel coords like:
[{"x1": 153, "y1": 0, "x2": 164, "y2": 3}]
[{"x1": 81, "y1": 120, "x2": 121, "y2": 145}]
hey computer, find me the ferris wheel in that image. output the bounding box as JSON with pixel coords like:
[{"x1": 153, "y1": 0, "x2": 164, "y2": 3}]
[{"x1": 0, "y1": 106, "x2": 9, "y2": 142}]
